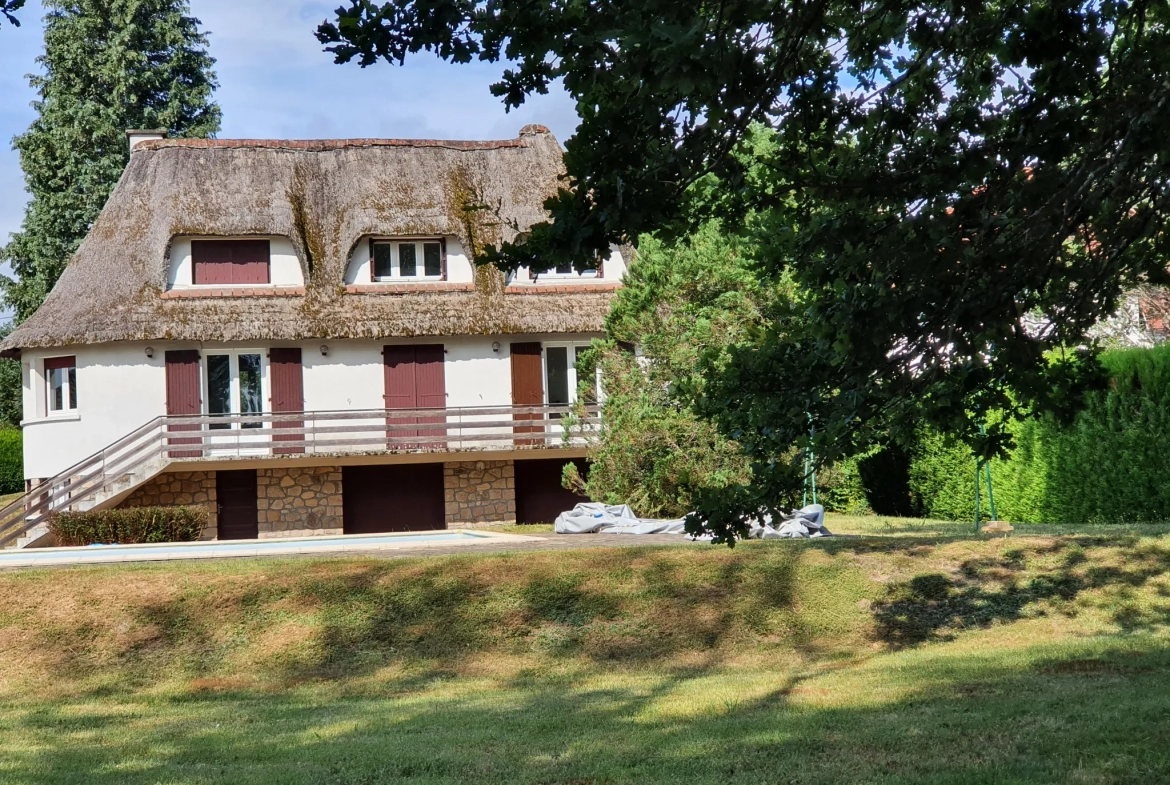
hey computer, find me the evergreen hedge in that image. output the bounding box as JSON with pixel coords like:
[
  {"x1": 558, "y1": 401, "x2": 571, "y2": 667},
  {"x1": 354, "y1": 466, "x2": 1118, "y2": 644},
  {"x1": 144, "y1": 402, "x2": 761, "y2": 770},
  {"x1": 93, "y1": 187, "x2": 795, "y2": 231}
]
[
  {"x1": 50, "y1": 506, "x2": 207, "y2": 546},
  {"x1": 0, "y1": 429, "x2": 22, "y2": 495},
  {"x1": 907, "y1": 345, "x2": 1170, "y2": 524}
]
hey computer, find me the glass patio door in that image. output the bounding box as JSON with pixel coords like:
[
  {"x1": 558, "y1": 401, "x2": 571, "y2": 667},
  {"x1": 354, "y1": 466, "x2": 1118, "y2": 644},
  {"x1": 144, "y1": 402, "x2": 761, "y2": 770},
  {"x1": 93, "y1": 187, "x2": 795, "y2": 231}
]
[{"x1": 205, "y1": 351, "x2": 267, "y2": 454}]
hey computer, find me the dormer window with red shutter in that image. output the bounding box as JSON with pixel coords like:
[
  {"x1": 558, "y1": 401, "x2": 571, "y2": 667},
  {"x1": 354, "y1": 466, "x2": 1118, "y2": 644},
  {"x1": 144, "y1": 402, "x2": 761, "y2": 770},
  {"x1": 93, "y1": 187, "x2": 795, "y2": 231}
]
[{"x1": 191, "y1": 239, "x2": 271, "y2": 285}]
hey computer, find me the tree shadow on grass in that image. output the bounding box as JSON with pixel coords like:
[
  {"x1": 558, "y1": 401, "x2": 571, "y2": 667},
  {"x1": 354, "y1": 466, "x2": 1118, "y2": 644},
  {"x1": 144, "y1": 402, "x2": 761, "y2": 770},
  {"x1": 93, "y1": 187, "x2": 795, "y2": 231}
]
[
  {"x1": 4, "y1": 639, "x2": 1170, "y2": 785},
  {"x1": 871, "y1": 538, "x2": 1170, "y2": 645}
]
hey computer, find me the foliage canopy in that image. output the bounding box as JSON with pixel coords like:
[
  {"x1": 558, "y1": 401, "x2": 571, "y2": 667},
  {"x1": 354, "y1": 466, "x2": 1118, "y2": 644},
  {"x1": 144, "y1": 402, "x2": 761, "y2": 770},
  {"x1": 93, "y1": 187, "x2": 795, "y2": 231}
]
[
  {"x1": 1, "y1": 0, "x2": 220, "y2": 320},
  {"x1": 321, "y1": 1, "x2": 1170, "y2": 540},
  {"x1": 1, "y1": 0, "x2": 24, "y2": 26}
]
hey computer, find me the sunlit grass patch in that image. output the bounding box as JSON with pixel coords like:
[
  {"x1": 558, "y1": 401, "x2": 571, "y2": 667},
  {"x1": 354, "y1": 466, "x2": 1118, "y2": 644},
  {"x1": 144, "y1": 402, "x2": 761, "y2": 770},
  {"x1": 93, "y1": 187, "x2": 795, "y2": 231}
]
[{"x1": 0, "y1": 527, "x2": 1168, "y2": 783}]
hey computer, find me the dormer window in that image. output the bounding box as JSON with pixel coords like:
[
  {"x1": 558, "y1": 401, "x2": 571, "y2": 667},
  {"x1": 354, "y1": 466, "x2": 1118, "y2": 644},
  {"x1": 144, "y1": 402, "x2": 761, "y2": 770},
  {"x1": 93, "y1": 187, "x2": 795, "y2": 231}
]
[
  {"x1": 371, "y1": 239, "x2": 445, "y2": 281},
  {"x1": 192, "y1": 239, "x2": 271, "y2": 285},
  {"x1": 528, "y1": 261, "x2": 601, "y2": 280}
]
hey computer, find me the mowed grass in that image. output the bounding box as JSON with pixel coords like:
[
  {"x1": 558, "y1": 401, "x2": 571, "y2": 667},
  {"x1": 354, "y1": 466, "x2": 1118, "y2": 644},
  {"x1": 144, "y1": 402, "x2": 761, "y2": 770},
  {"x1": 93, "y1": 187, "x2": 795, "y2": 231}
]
[{"x1": 1, "y1": 525, "x2": 1169, "y2": 783}]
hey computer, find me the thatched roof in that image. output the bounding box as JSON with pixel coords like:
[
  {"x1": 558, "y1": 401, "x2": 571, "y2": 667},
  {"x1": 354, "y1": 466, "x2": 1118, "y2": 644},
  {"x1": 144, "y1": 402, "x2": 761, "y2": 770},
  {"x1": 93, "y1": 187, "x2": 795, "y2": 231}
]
[{"x1": 2, "y1": 126, "x2": 618, "y2": 354}]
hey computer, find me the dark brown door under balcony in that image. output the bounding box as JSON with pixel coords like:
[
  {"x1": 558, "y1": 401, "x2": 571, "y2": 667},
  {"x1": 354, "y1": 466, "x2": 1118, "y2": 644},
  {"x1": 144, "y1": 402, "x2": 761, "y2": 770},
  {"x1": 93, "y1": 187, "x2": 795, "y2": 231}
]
[
  {"x1": 342, "y1": 464, "x2": 445, "y2": 533},
  {"x1": 515, "y1": 458, "x2": 589, "y2": 524},
  {"x1": 216, "y1": 469, "x2": 259, "y2": 540}
]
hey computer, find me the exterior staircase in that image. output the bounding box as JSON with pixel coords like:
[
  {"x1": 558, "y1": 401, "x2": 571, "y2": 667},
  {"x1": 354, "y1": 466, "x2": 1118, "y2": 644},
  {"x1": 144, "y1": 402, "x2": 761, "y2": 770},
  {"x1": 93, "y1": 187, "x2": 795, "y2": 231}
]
[{"x1": 0, "y1": 417, "x2": 174, "y2": 549}]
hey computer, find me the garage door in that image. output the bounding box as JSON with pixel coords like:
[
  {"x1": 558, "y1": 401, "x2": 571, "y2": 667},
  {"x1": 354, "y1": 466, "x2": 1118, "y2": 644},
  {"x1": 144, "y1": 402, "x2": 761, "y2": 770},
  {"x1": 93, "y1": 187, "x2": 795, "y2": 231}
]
[
  {"x1": 342, "y1": 464, "x2": 445, "y2": 534},
  {"x1": 515, "y1": 458, "x2": 589, "y2": 524}
]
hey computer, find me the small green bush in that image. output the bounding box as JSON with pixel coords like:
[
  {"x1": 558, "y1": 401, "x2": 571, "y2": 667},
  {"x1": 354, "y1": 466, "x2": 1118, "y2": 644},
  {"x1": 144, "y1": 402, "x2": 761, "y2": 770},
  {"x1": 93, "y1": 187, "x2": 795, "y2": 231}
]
[
  {"x1": 50, "y1": 506, "x2": 207, "y2": 546},
  {"x1": 0, "y1": 429, "x2": 22, "y2": 495}
]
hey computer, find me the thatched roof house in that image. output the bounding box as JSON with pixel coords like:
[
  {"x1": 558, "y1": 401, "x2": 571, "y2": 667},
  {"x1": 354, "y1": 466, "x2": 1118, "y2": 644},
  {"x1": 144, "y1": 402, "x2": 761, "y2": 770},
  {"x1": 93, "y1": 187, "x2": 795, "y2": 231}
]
[{"x1": 1, "y1": 125, "x2": 617, "y2": 355}]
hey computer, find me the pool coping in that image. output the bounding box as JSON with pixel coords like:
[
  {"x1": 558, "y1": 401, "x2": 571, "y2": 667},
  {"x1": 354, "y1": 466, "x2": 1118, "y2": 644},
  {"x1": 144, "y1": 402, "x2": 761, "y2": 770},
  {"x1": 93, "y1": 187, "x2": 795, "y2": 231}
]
[{"x1": 0, "y1": 529, "x2": 549, "y2": 568}]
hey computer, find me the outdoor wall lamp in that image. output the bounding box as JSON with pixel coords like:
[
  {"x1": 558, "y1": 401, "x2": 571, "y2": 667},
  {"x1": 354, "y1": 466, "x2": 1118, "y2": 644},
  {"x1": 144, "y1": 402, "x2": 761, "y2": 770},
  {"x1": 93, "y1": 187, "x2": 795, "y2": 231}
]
[
  {"x1": 492, "y1": 341, "x2": 501, "y2": 353},
  {"x1": 320, "y1": 345, "x2": 329, "y2": 356},
  {"x1": 145, "y1": 347, "x2": 154, "y2": 359}
]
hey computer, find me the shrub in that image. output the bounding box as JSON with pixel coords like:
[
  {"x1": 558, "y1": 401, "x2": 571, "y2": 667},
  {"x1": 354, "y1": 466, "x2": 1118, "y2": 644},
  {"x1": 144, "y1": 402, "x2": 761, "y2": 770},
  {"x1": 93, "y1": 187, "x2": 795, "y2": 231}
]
[
  {"x1": 50, "y1": 505, "x2": 207, "y2": 546},
  {"x1": 907, "y1": 344, "x2": 1170, "y2": 524},
  {"x1": 0, "y1": 429, "x2": 22, "y2": 495}
]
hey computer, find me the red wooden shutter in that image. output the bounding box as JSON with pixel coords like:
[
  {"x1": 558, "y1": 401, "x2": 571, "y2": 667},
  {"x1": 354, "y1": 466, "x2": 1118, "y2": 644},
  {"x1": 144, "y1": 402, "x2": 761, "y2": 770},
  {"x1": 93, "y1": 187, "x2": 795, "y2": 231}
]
[
  {"x1": 383, "y1": 345, "x2": 446, "y2": 448},
  {"x1": 384, "y1": 345, "x2": 419, "y2": 442},
  {"x1": 414, "y1": 344, "x2": 446, "y2": 447},
  {"x1": 165, "y1": 350, "x2": 202, "y2": 457},
  {"x1": 192, "y1": 241, "x2": 233, "y2": 285},
  {"x1": 270, "y1": 348, "x2": 304, "y2": 454},
  {"x1": 192, "y1": 240, "x2": 270, "y2": 285},
  {"x1": 232, "y1": 240, "x2": 271, "y2": 284},
  {"x1": 510, "y1": 342, "x2": 544, "y2": 442}
]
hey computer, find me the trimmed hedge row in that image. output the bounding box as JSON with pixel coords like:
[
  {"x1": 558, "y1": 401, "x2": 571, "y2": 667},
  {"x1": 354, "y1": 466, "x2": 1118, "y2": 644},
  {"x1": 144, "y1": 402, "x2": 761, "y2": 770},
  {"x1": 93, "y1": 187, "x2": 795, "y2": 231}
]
[
  {"x1": 0, "y1": 428, "x2": 22, "y2": 496},
  {"x1": 50, "y1": 505, "x2": 207, "y2": 546},
  {"x1": 907, "y1": 344, "x2": 1170, "y2": 524}
]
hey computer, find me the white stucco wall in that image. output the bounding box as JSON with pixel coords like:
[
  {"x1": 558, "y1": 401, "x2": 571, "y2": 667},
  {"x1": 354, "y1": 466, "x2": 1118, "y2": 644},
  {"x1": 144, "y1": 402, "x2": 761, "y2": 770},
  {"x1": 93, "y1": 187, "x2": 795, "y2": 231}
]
[
  {"x1": 22, "y1": 344, "x2": 168, "y2": 480},
  {"x1": 21, "y1": 334, "x2": 603, "y2": 480},
  {"x1": 167, "y1": 236, "x2": 304, "y2": 289},
  {"x1": 303, "y1": 336, "x2": 515, "y2": 410},
  {"x1": 344, "y1": 236, "x2": 474, "y2": 284}
]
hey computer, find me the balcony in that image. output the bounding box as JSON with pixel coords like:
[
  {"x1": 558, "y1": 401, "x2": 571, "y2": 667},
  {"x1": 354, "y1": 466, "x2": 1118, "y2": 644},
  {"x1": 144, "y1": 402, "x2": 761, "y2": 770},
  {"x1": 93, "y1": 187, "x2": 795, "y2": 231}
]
[
  {"x1": 0, "y1": 404, "x2": 600, "y2": 548},
  {"x1": 161, "y1": 404, "x2": 599, "y2": 459}
]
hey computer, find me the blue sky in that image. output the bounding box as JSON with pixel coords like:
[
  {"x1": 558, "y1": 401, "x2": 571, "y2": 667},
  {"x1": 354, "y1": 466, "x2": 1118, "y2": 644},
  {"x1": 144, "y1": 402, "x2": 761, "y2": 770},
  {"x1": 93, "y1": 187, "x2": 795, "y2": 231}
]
[{"x1": 0, "y1": 0, "x2": 580, "y2": 246}]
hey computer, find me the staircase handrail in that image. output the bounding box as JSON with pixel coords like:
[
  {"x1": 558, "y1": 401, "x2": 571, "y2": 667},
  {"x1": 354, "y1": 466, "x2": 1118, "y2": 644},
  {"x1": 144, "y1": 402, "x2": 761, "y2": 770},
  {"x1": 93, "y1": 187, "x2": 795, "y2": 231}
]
[{"x1": 0, "y1": 416, "x2": 167, "y2": 547}]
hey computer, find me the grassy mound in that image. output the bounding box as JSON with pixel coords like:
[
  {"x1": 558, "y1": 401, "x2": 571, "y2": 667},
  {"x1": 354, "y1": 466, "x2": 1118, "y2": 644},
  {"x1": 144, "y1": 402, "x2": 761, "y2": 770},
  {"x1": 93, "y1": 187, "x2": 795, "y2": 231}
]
[{"x1": 1, "y1": 528, "x2": 1169, "y2": 783}]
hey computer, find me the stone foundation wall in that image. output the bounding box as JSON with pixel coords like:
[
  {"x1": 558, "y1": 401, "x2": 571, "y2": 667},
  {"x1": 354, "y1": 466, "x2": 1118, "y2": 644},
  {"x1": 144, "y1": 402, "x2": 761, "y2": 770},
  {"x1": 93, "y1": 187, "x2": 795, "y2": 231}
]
[
  {"x1": 118, "y1": 471, "x2": 217, "y2": 540},
  {"x1": 443, "y1": 460, "x2": 516, "y2": 527},
  {"x1": 256, "y1": 466, "x2": 343, "y2": 538}
]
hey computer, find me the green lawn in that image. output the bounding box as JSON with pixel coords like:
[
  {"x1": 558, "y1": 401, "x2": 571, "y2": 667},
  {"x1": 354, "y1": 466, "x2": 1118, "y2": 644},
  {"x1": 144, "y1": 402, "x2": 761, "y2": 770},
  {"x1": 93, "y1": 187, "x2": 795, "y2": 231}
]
[{"x1": 1, "y1": 523, "x2": 1169, "y2": 783}]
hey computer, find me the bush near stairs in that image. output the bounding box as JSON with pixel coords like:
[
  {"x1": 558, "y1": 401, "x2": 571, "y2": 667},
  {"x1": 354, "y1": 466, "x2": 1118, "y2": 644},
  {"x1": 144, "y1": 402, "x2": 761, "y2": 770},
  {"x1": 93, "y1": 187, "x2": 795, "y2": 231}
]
[
  {"x1": 0, "y1": 429, "x2": 22, "y2": 496},
  {"x1": 49, "y1": 506, "x2": 207, "y2": 546}
]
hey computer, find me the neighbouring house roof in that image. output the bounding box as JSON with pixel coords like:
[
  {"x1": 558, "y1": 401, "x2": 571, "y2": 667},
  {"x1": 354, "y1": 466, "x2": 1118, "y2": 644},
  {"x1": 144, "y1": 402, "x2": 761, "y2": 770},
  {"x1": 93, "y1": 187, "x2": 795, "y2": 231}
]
[{"x1": 1, "y1": 125, "x2": 619, "y2": 355}]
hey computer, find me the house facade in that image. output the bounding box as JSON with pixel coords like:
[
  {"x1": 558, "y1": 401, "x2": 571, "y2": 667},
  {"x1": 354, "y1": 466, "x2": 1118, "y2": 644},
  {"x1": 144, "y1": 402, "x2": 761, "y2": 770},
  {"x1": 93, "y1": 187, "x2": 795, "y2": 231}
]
[{"x1": 0, "y1": 125, "x2": 622, "y2": 545}]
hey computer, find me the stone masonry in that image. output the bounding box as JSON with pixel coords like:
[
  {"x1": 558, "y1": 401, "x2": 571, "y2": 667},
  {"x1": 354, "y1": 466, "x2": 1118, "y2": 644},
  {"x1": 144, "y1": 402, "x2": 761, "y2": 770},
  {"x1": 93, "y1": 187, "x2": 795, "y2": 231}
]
[
  {"x1": 256, "y1": 466, "x2": 343, "y2": 538},
  {"x1": 118, "y1": 470, "x2": 217, "y2": 539},
  {"x1": 443, "y1": 460, "x2": 515, "y2": 527}
]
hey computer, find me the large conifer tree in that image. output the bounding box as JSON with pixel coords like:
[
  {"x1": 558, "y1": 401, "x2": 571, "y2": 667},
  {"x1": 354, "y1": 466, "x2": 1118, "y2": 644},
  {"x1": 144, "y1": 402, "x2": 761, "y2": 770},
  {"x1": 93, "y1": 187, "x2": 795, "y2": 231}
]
[{"x1": 2, "y1": 0, "x2": 220, "y2": 319}]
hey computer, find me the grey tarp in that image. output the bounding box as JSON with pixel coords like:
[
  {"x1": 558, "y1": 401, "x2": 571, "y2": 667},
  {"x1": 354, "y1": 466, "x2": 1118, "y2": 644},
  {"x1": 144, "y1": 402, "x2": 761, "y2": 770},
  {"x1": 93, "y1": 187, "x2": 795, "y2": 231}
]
[
  {"x1": 553, "y1": 503, "x2": 689, "y2": 535},
  {"x1": 554, "y1": 503, "x2": 831, "y2": 538}
]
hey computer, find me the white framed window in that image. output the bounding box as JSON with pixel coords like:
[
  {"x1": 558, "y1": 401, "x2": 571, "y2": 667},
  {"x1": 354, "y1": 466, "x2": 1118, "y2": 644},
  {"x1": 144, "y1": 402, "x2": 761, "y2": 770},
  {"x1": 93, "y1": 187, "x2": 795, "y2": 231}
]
[
  {"x1": 204, "y1": 350, "x2": 267, "y2": 429},
  {"x1": 527, "y1": 261, "x2": 601, "y2": 281},
  {"x1": 45, "y1": 356, "x2": 77, "y2": 414},
  {"x1": 370, "y1": 239, "x2": 445, "y2": 281},
  {"x1": 543, "y1": 342, "x2": 600, "y2": 407}
]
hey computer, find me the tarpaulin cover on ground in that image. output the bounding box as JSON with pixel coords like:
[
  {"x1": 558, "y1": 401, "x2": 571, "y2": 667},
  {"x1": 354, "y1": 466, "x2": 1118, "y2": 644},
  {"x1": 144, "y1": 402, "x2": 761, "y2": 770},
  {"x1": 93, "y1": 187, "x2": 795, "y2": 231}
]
[{"x1": 554, "y1": 503, "x2": 831, "y2": 538}]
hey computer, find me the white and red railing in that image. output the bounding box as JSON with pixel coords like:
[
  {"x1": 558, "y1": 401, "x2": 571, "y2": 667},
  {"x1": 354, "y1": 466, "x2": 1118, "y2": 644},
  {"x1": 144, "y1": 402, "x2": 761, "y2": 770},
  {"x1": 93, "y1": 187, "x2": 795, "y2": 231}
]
[{"x1": 0, "y1": 404, "x2": 599, "y2": 548}]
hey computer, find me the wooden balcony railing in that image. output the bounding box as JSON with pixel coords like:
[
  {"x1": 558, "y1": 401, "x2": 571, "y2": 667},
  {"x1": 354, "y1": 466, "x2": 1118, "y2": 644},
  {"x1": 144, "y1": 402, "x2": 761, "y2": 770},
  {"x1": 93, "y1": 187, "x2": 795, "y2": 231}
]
[{"x1": 0, "y1": 404, "x2": 599, "y2": 548}]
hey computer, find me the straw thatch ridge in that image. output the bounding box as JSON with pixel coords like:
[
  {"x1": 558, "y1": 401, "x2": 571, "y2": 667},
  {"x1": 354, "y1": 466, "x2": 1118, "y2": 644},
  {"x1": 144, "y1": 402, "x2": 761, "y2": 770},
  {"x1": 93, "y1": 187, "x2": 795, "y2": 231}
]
[{"x1": 2, "y1": 125, "x2": 615, "y2": 353}]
